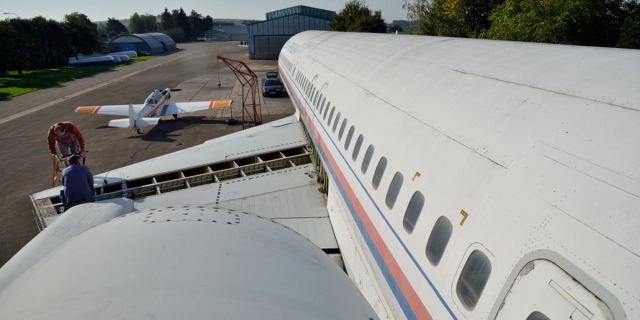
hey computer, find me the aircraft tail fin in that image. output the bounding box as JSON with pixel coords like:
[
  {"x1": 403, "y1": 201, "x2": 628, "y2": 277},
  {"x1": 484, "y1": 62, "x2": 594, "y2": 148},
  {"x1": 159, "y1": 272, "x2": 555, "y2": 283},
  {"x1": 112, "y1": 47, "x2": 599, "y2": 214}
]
[
  {"x1": 128, "y1": 104, "x2": 137, "y2": 131},
  {"x1": 106, "y1": 105, "x2": 159, "y2": 130}
]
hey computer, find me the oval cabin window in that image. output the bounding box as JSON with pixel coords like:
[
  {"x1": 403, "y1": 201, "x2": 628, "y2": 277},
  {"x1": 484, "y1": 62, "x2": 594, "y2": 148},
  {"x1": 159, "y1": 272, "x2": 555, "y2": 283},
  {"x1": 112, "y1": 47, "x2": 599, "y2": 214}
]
[
  {"x1": 361, "y1": 145, "x2": 374, "y2": 174},
  {"x1": 425, "y1": 216, "x2": 452, "y2": 265},
  {"x1": 385, "y1": 172, "x2": 403, "y2": 209},
  {"x1": 402, "y1": 191, "x2": 424, "y2": 233},
  {"x1": 457, "y1": 250, "x2": 492, "y2": 310},
  {"x1": 352, "y1": 134, "x2": 364, "y2": 161},
  {"x1": 344, "y1": 126, "x2": 355, "y2": 150},
  {"x1": 372, "y1": 157, "x2": 387, "y2": 190},
  {"x1": 333, "y1": 112, "x2": 341, "y2": 132},
  {"x1": 328, "y1": 107, "x2": 335, "y2": 126},
  {"x1": 338, "y1": 119, "x2": 348, "y2": 141}
]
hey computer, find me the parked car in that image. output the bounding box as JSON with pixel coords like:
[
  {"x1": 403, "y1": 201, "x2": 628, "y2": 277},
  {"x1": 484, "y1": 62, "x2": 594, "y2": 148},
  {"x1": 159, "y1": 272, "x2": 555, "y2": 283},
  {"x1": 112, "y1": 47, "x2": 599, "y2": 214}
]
[{"x1": 262, "y1": 72, "x2": 285, "y2": 97}]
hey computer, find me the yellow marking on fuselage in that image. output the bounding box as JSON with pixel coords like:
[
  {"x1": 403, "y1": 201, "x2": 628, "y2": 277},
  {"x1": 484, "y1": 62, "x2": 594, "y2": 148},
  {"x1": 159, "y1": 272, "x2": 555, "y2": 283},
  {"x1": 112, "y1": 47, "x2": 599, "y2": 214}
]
[{"x1": 459, "y1": 209, "x2": 469, "y2": 226}]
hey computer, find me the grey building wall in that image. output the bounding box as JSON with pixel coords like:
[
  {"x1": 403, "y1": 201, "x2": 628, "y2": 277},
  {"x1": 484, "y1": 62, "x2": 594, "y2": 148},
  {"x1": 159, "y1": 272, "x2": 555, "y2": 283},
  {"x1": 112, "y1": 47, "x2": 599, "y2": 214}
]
[
  {"x1": 247, "y1": 15, "x2": 332, "y2": 60},
  {"x1": 205, "y1": 26, "x2": 248, "y2": 42}
]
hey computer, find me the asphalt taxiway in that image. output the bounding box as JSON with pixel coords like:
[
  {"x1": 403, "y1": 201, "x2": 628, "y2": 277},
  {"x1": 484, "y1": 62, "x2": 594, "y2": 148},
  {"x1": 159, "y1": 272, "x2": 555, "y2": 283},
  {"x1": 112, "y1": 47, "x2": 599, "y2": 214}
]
[{"x1": 0, "y1": 41, "x2": 295, "y2": 267}]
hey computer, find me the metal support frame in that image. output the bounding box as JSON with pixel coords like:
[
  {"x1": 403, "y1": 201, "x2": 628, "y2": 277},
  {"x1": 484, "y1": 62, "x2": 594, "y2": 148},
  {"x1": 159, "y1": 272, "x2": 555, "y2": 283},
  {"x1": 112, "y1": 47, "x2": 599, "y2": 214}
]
[{"x1": 216, "y1": 55, "x2": 263, "y2": 129}]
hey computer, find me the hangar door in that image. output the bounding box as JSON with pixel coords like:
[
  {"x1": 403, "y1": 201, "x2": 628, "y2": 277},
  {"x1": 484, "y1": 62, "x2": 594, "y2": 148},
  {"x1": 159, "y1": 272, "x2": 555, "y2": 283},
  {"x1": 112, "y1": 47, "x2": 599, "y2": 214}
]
[{"x1": 255, "y1": 35, "x2": 291, "y2": 60}]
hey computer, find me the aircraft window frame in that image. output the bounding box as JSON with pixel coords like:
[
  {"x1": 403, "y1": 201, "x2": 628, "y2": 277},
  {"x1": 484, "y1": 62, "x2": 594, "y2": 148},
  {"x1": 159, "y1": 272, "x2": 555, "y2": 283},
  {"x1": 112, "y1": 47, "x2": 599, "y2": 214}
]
[
  {"x1": 344, "y1": 126, "x2": 355, "y2": 150},
  {"x1": 425, "y1": 216, "x2": 452, "y2": 265},
  {"x1": 328, "y1": 107, "x2": 335, "y2": 126},
  {"x1": 323, "y1": 101, "x2": 331, "y2": 119},
  {"x1": 456, "y1": 250, "x2": 492, "y2": 311},
  {"x1": 526, "y1": 312, "x2": 550, "y2": 320},
  {"x1": 352, "y1": 134, "x2": 364, "y2": 161},
  {"x1": 372, "y1": 156, "x2": 387, "y2": 190},
  {"x1": 333, "y1": 112, "x2": 341, "y2": 132},
  {"x1": 338, "y1": 118, "x2": 348, "y2": 141},
  {"x1": 385, "y1": 172, "x2": 404, "y2": 209},
  {"x1": 361, "y1": 144, "x2": 375, "y2": 174}
]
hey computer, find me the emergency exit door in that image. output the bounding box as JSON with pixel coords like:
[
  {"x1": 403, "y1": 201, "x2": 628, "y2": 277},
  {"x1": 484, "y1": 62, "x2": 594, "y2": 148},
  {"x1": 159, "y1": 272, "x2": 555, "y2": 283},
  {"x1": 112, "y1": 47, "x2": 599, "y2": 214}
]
[{"x1": 496, "y1": 260, "x2": 613, "y2": 320}]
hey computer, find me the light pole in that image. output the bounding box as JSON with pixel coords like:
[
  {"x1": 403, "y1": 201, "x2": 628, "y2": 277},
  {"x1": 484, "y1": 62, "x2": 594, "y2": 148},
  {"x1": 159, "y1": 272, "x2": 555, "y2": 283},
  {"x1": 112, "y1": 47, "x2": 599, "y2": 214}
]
[{"x1": 3, "y1": 12, "x2": 19, "y2": 19}]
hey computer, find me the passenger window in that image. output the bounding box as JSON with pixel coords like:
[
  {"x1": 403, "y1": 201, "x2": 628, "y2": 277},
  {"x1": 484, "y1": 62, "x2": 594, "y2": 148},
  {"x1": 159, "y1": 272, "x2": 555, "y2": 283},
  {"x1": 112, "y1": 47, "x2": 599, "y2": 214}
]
[
  {"x1": 338, "y1": 119, "x2": 348, "y2": 140},
  {"x1": 352, "y1": 134, "x2": 364, "y2": 161},
  {"x1": 425, "y1": 216, "x2": 452, "y2": 265},
  {"x1": 385, "y1": 172, "x2": 403, "y2": 209},
  {"x1": 319, "y1": 103, "x2": 324, "y2": 116},
  {"x1": 526, "y1": 312, "x2": 550, "y2": 320},
  {"x1": 319, "y1": 96, "x2": 325, "y2": 110},
  {"x1": 333, "y1": 112, "x2": 341, "y2": 132},
  {"x1": 361, "y1": 145, "x2": 374, "y2": 174},
  {"x1": 372, "y1": 157, "x2": 387, "y2": 190},
  {"x1": 323, "y1": 102, "x2": 330, "y2": 119},
  {"x1": 344, "y1": 126, "x2": 355, "y2": 150},
  {"x1": 457, "y1": 250, "x2": 492, "y2": 310},
  {"x1": 328, "y1": 107, "x2": 335, "y2": 126},
  {"x1": 403, "y1": 191, "x2": 424, "y2": 233}
]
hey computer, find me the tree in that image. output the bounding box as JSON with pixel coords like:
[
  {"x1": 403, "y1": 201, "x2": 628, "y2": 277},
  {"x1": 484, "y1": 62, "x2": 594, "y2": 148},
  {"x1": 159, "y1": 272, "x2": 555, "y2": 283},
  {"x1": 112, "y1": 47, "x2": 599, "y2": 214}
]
[
  {"x1": 0, "y1": 21, "x2": 18, "y2": 75},
  {"x1": 189, "y1": 10, "x2": 212, "y2": 40},
  {"x1": 141, "y1": 14, "x2": 159, "y2": 32},
  {"x1": 331, "y1": 0, "x2": 387, "y2": 33},
  {"x1": 129, "y1": 13, "x2": 143, "y2": 33},
  {"x1": 106, "y1": 17, "x2": 129, "y2": 37},
  {"x1": 160, "y1": 8, "x2": 174, "y2": 30},
  {"x1": 485, "y1": 0, "x2": 637, "y2": 47},
  {"x1": 174, "y1": 8, "x2": 191, "y2": 40},
  {"x1": 403, "y1": 0, "x2": 504, "y2": 37},
  {"x1": 63, "y1": 12, "x2": 102, "y2": 55},
  {"x1": 618, "y1": 5, "x2": 640, "y2": 48}
]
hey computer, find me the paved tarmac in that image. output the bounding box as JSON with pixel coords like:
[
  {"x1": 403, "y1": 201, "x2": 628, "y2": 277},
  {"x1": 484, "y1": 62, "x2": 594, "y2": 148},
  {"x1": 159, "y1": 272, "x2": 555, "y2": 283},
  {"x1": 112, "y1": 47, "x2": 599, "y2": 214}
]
[{"x1": 0, "y1": 41, "x2": 295, "y2": 267}]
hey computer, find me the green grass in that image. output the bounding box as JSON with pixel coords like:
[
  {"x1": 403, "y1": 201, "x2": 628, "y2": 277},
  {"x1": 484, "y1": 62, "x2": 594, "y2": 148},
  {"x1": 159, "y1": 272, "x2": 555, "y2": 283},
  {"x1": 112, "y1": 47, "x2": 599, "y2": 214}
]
[{"x1": 0, "y1": 56, "x2": 154, "y2": 100}]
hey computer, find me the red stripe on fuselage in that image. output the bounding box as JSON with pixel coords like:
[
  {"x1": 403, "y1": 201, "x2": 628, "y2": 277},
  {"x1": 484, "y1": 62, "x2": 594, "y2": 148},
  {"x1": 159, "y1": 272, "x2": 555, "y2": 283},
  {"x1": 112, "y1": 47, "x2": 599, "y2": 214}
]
[{"x1": 281, "y1": 70, "x2": 431, "y2": 320}]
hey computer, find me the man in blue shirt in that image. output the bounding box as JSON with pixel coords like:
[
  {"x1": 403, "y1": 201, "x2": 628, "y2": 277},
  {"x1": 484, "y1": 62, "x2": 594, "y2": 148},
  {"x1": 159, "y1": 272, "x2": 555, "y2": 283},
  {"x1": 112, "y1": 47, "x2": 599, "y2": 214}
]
[{"x1": 61, "y1": 155, "x2": 94, "y2": 209}]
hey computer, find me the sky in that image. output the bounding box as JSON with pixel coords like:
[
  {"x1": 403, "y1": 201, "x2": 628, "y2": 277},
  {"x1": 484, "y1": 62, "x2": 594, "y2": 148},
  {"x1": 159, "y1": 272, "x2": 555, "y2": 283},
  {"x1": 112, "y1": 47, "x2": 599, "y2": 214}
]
[{"x1": 1, "y1": 0, "x2": 409, "y2": 23}]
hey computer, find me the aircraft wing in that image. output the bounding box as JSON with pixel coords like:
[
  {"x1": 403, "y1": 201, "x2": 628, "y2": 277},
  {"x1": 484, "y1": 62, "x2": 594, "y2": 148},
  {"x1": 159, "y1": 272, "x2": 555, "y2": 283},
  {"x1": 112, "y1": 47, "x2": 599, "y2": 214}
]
[
  {"x1": 164, "y1": 100, "x2": 233, "y2": 115},
  {"x1": 75, "y1": 104, "x2": 145, "y2": 116}
]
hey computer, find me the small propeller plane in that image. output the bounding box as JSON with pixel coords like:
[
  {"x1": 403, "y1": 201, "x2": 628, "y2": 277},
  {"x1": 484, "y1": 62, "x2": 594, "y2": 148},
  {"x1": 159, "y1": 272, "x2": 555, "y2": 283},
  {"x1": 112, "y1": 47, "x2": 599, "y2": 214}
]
[{"x1": 75, "y1": 88, "x2": 233, "y2": 133}]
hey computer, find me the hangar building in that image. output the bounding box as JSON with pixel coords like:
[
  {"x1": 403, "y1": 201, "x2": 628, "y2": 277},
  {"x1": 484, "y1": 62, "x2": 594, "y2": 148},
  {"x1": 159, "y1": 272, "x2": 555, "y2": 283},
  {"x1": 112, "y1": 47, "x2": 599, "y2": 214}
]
[
  {"x1": 107, "y1": 33, "x2": 177, "y2": 55},
  {"x1": 205, "y1": 25, "x2": 248, "y2": 42},
  {"x1": 247, "y1": 6, "x2": 335, "y2": 59}
]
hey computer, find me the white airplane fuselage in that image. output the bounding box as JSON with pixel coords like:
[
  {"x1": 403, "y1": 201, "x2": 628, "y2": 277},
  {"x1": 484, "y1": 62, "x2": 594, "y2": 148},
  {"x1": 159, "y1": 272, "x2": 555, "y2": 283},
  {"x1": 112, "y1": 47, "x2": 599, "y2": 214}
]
[
  {"x1": 141, "y1": 89, "x2": 170, "y2": 117},
  {"x1": 278, "y1": 31, "x2": 640, "y2": 319},
  {"x1": 2, "y1": 31, "x2": 639, "y2": 319}
]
